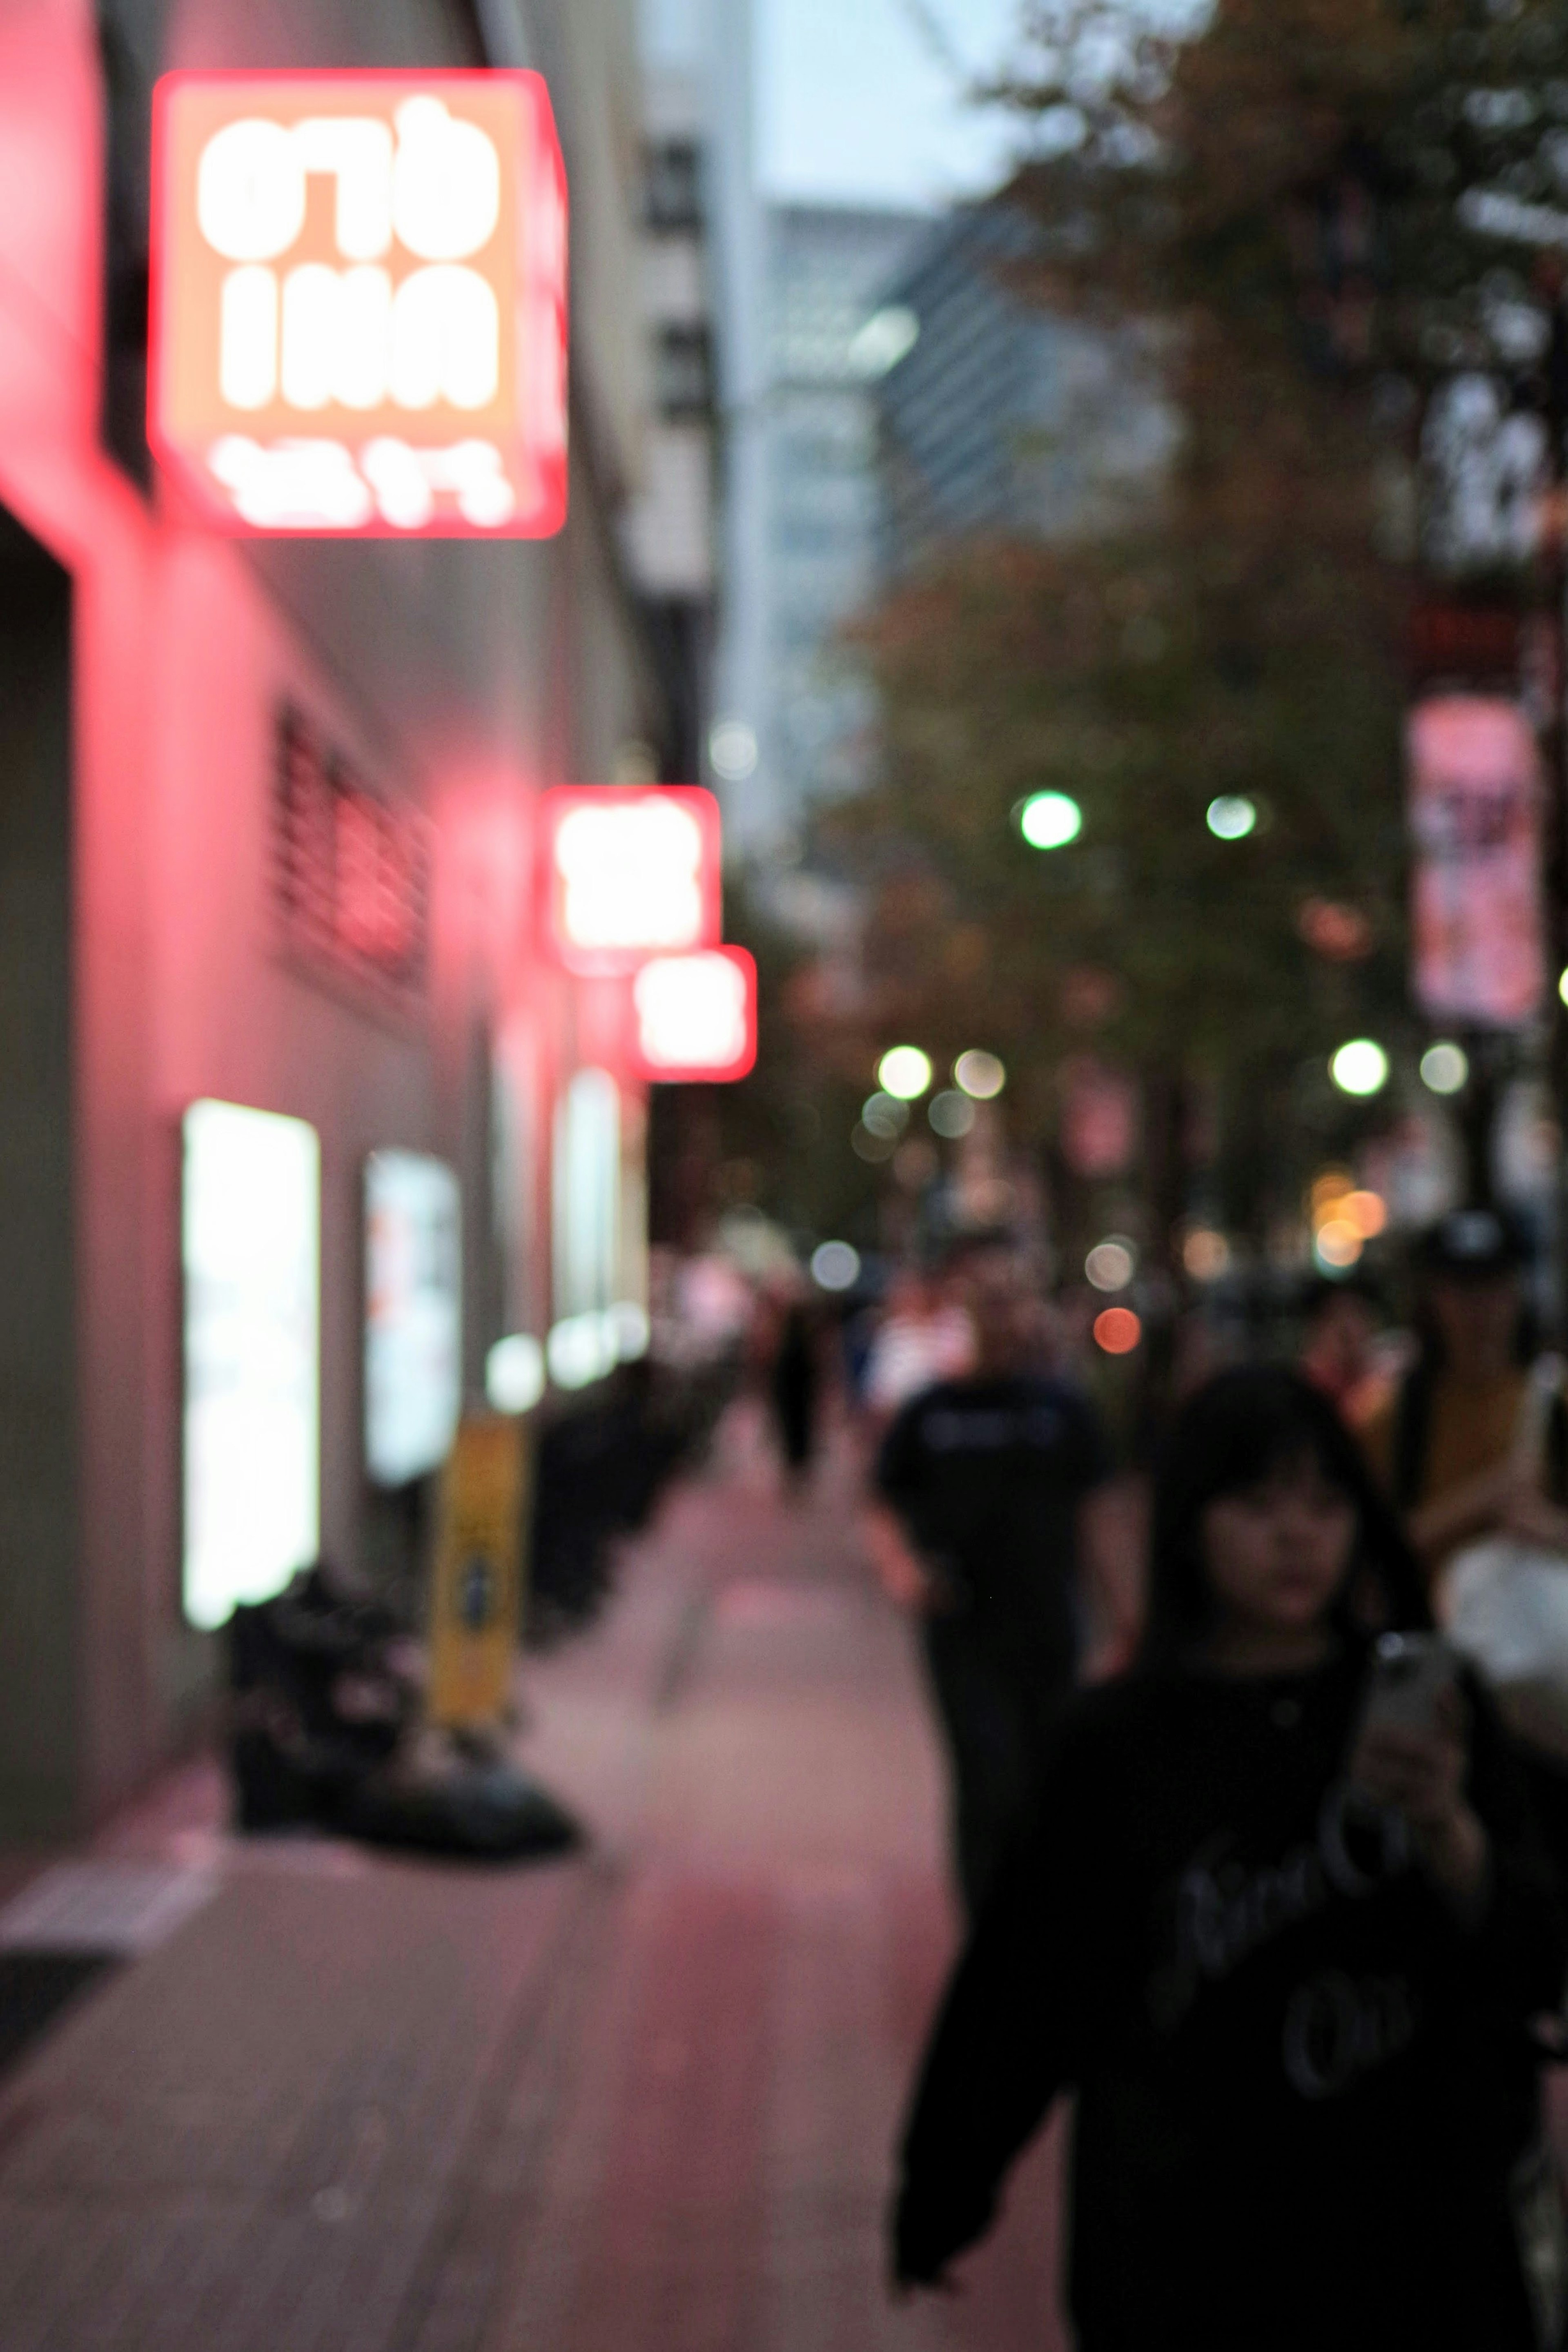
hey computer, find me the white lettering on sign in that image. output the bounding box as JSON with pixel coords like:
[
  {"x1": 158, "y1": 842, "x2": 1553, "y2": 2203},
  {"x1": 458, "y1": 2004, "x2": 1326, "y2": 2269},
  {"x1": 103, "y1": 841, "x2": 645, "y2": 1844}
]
[
  {"x1": 555, "y1": 802, "x2": 707, "y2": 955},
  {"x1": 200, "y1": 100, "x2": 503, "y2": 419},
  {"x1": 209, "y1": 434, "x2": 515, "y2": 532}
]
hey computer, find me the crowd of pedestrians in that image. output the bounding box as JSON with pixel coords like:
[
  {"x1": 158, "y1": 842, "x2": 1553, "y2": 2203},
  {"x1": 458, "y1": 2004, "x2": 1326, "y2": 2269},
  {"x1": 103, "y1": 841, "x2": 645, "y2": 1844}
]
[{"x1": 760, "y1": 1216, "x2": 1568, "y2": 2350}]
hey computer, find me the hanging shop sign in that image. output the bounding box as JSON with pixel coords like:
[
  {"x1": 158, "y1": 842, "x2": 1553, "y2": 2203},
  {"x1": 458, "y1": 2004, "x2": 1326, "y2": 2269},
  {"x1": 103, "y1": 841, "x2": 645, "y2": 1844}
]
[
  {"x1": 629, "y1": 948, "x2": 757, "y2": 1083},
  {"x1": 1407, "y1": 696, "x2": 1546, "y2": 1031},
  {"x1": 149, "y1": 71, "x2": 568, "y2": 536},
  {"x1": 539, "y1": 787, "x2": 722, "y2": 975}
]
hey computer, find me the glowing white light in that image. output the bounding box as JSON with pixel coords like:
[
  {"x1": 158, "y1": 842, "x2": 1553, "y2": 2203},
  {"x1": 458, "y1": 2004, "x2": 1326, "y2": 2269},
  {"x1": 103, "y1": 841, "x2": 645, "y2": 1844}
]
[
  {"x1": 929, "y1": 1090, "x2": 976, "y2": 1138},
  {"x1": 183, "y1": 1101, "x2": 319, "y2": 1631},
  {"x1": 1330, "y1": 1039, "x2": 1390, "y2": 1097},
  {"x1": 954, "y1": 1049, "x2": 1006, "y2": 1100},
  {"x1": 198, "y1": 118, "x2": 306, "y2": 260},
  {"x1": 811, "y1": 1241, "x2": 862, "y2": 1292},
  {"x1": 1019, "y1": 792, "x2": 1082, "y2": 850},
  {"x1": 1559, "y1": 965, "x2": 1568, "y2": 1009},
  {"x1": 557, "y1": 800, "x2": 706, "y2": 956},
  {"x1": 1085, "y1": 1237, "x2": 1137, "y2": 1292},
  {"x1": 849, "y1": 304, "x2": 920, "y2": 377},
  {"x1": 554, "y1": 1071, "x2": 620, "y2": 1328},
  {"x1": 392, "y1": 98, "x2": 501, "y2": 260},
  {"x1": 877, "y1": 1045, "x2": 933, "y2": 1101},
  {"x1": 365, "y1": 1151, "x2": 463, "y2": 1488},
  {"x1": 486, "y1": 1332, "x2": 545, "y2": 1415},
  {"x1": 634, "y1": 953, "x2": 749, "y2": 1070},
  {"x1": 861, "y1": 1092, "x2": 908, "y2": 1140},
  {"x1": 547, "y1": 1312, "x2": 617, "y2": 1390},
  {"x1": 709, "y1": 718, "x2": 759, "y2": 781},
  {"x1": 1207, "y1": 795, "x2": 1257, "y2": 840},
  {"x1": 610, "y1": 1301, "x2": 651, "y2": 1362},
  {"x1": 219, "y1": 265, "x2": 278, "y2": 408},
  {"x1": 1421, "y1": 1041, "x2": 1469, "y2": 1096}
]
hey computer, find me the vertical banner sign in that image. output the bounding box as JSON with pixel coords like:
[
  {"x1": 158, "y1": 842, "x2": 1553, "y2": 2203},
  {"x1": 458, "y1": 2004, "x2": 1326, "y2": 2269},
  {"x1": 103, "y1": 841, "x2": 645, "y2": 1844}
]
[
  {"x1": 429, "y1": 1415, "x2": 532, "y2": 1730},
  {"x1": 150, "y1": 71, "x2": 568, "y2": 536},
  {"x1": 1408, "y1": 697, "x2": 1546, "y2": 1030}
]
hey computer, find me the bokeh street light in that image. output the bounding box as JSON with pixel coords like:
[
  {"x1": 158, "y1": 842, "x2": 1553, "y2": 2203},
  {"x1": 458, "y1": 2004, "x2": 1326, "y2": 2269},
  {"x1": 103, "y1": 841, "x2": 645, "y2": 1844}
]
[
  {"x1": 1206, "y1": 795, "x2": 1257, "y2": 840},
  {"x1": 1420, "y1": 1041, "x2": 1468, "y2": 1096},
  {"x1": 877, "y1": 1045, "x2": 933, "y2": 1100},
  {"x1": 1329, "y1": 1038, "x2": 1389, "y2": 1097},
  {"x1": 928, "y1": 1091, "x2": 976, "y2": 1138},
  {"x1": 1085, "y1": 1237, "x2": 1137, "y2": 1292},
  {"x1": 1018, "y1": 791, "x2": 1082, "y2": 850},
  {"x1": 953, "y1": 1049, "x2": 1006, "y2": 1099},
  {"x1": 811, "y1": 1241, "x2": 861, "y2": 1292}
]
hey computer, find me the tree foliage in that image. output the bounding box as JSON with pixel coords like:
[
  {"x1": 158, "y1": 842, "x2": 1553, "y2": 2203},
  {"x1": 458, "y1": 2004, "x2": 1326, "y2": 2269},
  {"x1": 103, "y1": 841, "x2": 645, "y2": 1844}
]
[{"x1": 829, "y1": 0, "x2": 1568, "y2": 1250}]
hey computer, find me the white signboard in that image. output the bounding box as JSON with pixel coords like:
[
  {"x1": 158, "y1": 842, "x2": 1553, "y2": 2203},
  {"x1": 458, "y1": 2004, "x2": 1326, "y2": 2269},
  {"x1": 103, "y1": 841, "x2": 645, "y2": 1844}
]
[
  {"x1": 183, "y1": 1100, "x2": 320, "y2": 1630},
  {"x1": 365, "y1": 1149, "x2": 463, "y2": 1486}
]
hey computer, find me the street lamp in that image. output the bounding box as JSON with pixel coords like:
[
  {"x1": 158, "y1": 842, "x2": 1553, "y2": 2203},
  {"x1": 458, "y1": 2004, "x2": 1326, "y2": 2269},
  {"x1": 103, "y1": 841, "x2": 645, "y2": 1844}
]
[
  {"x1": 1330, "y1": 1038, "x2": 1389, "y2": 1097},
  {"x1": 1018, "y1": 792, "x2": 1082, "y2": 850}
]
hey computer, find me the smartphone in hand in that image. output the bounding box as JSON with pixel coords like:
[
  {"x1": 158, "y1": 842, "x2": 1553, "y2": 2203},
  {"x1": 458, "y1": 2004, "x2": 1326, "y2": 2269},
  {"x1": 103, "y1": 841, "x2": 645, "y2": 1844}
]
[{"x1": 1356, "y1": 1631, "x2": 1459, "y2": 1740}]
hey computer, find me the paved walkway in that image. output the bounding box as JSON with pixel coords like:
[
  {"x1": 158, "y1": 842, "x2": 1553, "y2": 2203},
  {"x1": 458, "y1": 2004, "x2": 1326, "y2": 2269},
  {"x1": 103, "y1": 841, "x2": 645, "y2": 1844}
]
[{"x1": 0, "y1": 1410, "x2": 1071, "y2": 2352}]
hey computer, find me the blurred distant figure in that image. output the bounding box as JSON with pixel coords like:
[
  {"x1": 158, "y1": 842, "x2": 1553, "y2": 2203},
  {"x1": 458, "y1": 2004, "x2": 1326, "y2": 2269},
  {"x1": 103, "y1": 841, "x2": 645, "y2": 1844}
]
[
  {"x1": 1361, "y1": 1210, "x2": 1568, "y2": 1590},
  {"x1": 894, "y1": 1368, "x2": 1565, "y2": 2347},
  {"x1": 769, "y1": 1297, "x2": 819, "y2": 1492},
  {"x1": 864, "y1": 1245, "x2": 1126, "y2": 1916},
  {"x1": 862, "y1": 1267, "x2": 974, "y2": 1426},
  {"x1": 1298, "y1": 1273, "x2": 1391, "y2": 1430}
]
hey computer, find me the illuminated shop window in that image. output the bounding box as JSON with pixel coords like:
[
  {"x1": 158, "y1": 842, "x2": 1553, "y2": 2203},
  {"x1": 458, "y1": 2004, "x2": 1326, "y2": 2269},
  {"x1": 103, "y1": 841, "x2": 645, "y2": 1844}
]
[{"x1": 183, "y1": 1101, "x2": 320, "y2": 1629}]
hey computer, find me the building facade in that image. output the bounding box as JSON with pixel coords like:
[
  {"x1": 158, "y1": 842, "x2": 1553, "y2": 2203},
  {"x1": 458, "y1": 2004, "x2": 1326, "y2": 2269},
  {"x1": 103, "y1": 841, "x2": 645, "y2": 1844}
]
[
  {"x1": 713, "y1": 200, "x2": 925, "y2": 853},
  {"x1": 0, "y1": 0, "x2": 677, "y2": 1838},
  {"x1": 874, "y1": 203, "x2": 1176, "y2": 579}
]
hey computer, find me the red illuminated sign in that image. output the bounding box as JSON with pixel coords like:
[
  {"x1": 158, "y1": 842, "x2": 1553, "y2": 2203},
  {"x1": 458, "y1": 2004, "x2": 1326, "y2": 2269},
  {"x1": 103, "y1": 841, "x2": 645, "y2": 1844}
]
[
  {"x1": 629, "y1": 949, "x2": 757, "y2": 1084},
  {"x1": 150, "y1": 72, "x2": 567, "y2": 537},
  {"x1": 539, "y1": 788, "x2": 722, "y2": 976}
]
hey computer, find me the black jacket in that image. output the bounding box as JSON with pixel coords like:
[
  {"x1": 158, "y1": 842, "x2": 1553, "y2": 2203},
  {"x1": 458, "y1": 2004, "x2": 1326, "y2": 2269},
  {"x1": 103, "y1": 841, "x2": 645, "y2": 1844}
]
[{"x1": 894, "y1": 1651, "x2": 1567, "y2": 2351}]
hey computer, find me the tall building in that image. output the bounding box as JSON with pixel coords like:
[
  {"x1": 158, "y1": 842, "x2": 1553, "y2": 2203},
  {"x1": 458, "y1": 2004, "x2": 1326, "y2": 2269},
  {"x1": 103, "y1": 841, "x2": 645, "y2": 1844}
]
[
  {"x1": 873, "y1": 203, "x2": 1176, "y2": 579},
  {"x1": 0, "y1": 0, "x2": 682, "y2": 1837},
  {"x1": 712, "y1": 200, "x2": 925, "y2": 852}
]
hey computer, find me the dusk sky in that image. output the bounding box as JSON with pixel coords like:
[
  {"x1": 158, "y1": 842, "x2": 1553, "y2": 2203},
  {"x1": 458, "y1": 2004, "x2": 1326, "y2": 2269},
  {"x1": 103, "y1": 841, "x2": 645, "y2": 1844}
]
[{"x1": 757, "y1": 0, "x2": 1026, "y2": 210}]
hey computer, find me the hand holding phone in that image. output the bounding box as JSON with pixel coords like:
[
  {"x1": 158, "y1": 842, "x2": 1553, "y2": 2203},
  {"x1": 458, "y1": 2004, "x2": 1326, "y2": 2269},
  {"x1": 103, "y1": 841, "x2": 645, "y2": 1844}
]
[{"x1": 1349, "y1": 1635, "x2": 1487, "y2": 1908}]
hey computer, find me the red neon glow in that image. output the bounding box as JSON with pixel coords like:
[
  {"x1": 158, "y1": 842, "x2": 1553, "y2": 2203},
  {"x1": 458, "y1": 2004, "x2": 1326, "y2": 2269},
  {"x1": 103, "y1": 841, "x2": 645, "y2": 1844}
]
[
  {"x1": 539, "y1": 787, "x2": 722, "y2": 976},
  {"x1": 629, "y1": 949, "x2": 757, "y2": 1084},
  {"x1": 149, "y1": 71, "x2": 567, "y2": 538}
]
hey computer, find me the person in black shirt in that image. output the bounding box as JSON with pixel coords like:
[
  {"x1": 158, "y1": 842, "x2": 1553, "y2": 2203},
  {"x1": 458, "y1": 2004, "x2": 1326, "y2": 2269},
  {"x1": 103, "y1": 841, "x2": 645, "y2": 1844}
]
[
  {"x1": 866, "y1": 1245, "x2": 1125, "y2": 1918},
  {"x1": 893, "y1": 1368, "x2": 1568, "y2": 2352}
]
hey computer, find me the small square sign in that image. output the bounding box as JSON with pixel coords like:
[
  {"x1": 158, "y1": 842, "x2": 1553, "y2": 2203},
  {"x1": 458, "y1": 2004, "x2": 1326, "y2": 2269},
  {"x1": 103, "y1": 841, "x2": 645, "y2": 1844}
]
[
  {"x1": 630, "y1": 949, "x2": 757, "y2": 1084},
  {"x1": 150, "y1": 71, "x2": 567, "y2": 536},
  {"x1": 539, "y1": 787, "x2": 723, "y2": 976}
]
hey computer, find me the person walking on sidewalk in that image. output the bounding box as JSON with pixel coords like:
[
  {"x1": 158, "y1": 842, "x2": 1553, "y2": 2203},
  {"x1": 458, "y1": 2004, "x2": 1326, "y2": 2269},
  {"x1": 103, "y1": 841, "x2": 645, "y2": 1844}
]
[
  {"x1": 893, "y1": 1368, "x2": 1568, "y2": 2352},
  {"x1": 865, "y1": 1242, "x2": 1127, "y2": 1918}
]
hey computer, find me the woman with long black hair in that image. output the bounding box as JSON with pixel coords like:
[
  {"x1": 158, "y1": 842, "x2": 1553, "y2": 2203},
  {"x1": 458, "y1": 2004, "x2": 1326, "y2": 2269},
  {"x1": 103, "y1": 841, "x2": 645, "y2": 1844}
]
[{"x1": 892, "y1": 1368, "x2": 1568, "y2": 2351}]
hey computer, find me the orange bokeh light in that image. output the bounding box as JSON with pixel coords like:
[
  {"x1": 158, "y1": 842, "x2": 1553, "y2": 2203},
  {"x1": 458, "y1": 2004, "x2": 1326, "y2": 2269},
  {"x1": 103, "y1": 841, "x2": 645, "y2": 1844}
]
[
  {"x1": 1094, "y1": 1307, "x2": 1143, "y2": 1356},
  {"x1": 1343, "y1": 1189, "x2": 1387, "y2": 1239}
]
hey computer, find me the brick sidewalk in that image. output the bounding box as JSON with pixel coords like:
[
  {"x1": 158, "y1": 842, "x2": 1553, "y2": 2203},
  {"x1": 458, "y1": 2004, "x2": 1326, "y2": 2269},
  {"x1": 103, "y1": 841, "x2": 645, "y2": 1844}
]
[{"x1": 0, "y1": 1409, "x2": 1071, "y2": 2352}]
